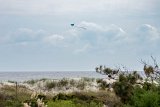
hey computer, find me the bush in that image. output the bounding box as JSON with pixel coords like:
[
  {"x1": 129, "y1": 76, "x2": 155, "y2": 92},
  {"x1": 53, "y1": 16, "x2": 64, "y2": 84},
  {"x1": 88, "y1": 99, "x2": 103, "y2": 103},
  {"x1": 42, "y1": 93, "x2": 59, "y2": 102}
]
[
  {"x1": 25, "y1": 79, "x2": 37, "y2": 85},
  {"x1": 46, "y1": 81, "x2": 57, "y2": 89},
  {"x1": 113, "y1": 72, "x2": 141, "y2": 104},
  {"x1": 57, "y1": 78, "x2": 69, "y2": 87},
  {"x1": 69, "y1": 79, "x2": 76, "y2": 87},
  {"x1": 52, "y1": 92, "x2": 103, "y2": 106},
  {"x1": 0, "y1": 100, "x2": 23, "y2": 107},
  {"x1": 113, "y1": 81, "x2": 133, "y2": 104},
  {"x1": 76, "y1": 81, "x2": 86, "y2": 90},
  {"x1": 47, "y1": 93, "x2": 103, "y2": 107},
  {"x1": 99, "y1": 81, "x2": 109, "y2": 90},
  {"x1": 81, "y1": 77, "x2": 95, "y2": 82},
  {"x1": 47, "y1": 100, "x2": 75, "y2": 107},
  {"x1": 47, "y1": 99, "x2": 102, "y2": 107},
  {"x1": 127, "y1": 87, "x2": 160, "y2": 107},
  {"x1": 143, "y1": 82, "x2": 157, "y2": 91},
  {"x1": 96, "y1": 79, "x2": 103, "y2": 84}
]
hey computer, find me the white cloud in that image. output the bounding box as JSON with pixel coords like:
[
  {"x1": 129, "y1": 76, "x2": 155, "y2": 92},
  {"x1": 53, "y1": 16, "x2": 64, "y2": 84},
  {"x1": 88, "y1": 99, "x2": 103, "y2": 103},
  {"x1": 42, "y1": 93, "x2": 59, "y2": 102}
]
[
  {"x1": 0, "y1": 21, "x2": 128, "y2": 52},
  {"x1": 1, "y1": 28, "x2": 48, "y2": 45},
  {"x1": 137, "y1": 24, "x2": 160, "y2": 41},
  {"x1": 76, "y1": 22, "x2": 127, "y2": 47},
  {"x1": 0, "y1": 21, "x2": 160, "y2": 71},
  {"x1": 74, "y1": 44, "x2": 91, "y2": 54},
  {"x1": 57, "y1": 21, "x2": 128, "y2": 53},
  {"x1": 43, "y1": 34, "x2": 64, "y2": 46},
  {"x1": 1, "y1": 22, "x2": 160, "y2": 55}
]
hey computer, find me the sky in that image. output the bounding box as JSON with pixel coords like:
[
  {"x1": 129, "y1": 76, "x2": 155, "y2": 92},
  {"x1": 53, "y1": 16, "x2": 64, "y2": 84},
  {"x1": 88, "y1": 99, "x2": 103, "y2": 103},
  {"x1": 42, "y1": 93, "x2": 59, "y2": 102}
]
[{"x1": 0, "y1": 0, "x2": 160, "y2": 71}]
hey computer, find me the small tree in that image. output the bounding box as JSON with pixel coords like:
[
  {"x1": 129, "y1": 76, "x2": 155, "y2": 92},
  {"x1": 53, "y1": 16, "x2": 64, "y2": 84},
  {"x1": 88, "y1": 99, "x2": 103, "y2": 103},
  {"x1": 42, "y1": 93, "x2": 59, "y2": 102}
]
[
  {"x1": 141, "y1": 56, "x2": 160, "y2": 84},
  {"x1": 113, "y1": 71, "x2": 142, "y2": 104},
  {"x1": 95, "y1": 65, "x2": 119, "y2": 79}
]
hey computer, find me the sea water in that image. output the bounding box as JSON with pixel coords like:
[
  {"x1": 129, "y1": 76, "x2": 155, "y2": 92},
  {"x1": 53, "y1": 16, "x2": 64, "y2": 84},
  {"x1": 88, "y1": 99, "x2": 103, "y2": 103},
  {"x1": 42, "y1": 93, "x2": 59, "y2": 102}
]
[{"x1": 0, "y1": 71, "x2": 107, "y2": 82}]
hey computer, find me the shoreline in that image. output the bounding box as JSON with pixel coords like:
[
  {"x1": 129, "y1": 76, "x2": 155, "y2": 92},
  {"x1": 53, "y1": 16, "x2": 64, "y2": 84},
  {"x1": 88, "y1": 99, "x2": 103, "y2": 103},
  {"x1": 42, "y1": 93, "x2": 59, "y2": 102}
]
[{"x1": 0, "y1": 71, "x2": 107, "y2": 82}]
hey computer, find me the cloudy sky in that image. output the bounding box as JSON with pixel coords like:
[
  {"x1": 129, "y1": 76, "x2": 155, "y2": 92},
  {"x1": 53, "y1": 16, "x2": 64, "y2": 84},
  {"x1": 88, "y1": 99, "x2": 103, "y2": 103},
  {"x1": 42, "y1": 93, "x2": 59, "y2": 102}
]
[{"x1": 0, "y1": 0, "x2": 160, "y2": 71}]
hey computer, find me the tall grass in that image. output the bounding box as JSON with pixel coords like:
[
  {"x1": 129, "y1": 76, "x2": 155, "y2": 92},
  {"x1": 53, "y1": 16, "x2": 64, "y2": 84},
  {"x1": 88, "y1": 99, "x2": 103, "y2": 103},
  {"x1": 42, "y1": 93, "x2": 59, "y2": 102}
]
[{"x1": 47, "y1": 100, "x2": 102, "y2": 107}]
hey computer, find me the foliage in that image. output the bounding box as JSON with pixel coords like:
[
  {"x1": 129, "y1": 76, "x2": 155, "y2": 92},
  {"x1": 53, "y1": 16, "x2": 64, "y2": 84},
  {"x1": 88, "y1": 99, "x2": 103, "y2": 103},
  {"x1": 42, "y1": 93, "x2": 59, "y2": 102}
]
[
  {"x1": 113, "y1": 71, "x2": 142, "y2": 104},
  {"x1": 0, "y1": 85, "x2": 31, "y2": 101},
  {"x1": 7, "y1": 80, "x2": 17, "y2": 83},
  {"x1": 95, "y1": 65, "x2": 119, "y2": 78},
  {"x1": 47, "y1": 100, "x2": 102, "y2": 107},
  {"x1": 0, "y1": 100, "x2": 22, "y2": 107},
  {"x1": 81, "y1": 77, "x2": 95, "y2": 82},
  {"x1": 46, "y1": 81, "x2": 57, "y2": 90},
  {"x1": 69, "y1": 79, "x2": 76, "y2": 87},
  {"x1": 25, "y1": 79, "x2": 38, "y2": 85},
  {"x1": 141, "y1": 56, "x2": 160, "y2": 83},
  {"x1": 57, "y1": 78, "x2": 69, "y2": 87},
  {"x1": 97, "y1": 80, "x2": 109, "y2": 90},
  {"x1": 96, "y1": 78, "x2": 103, "y2": 83},
  {"x1": 0, "y1": 79, "x2": 121, "y2": 107},
  {"x1": 0, "y1": 84, "x2": 32, "y2": 107},
  {"x1": 125, "y1": 86, "x2": 160, "y2": 107},
  {"x1": 25, "y1": 78, "x2": 48, "y2": 85},
  {"x1": 142, "y1": 82, "x2": 158, "y2": 91},
  {"x1": 76, "y1": 80, "x2": 87, "y2": 90},
  {"x1": 52, "y1": 92, "x2": 103, "y2": 107},
  {"x1": 52, "y1": 91, "x2": 120, "y2": 107}
]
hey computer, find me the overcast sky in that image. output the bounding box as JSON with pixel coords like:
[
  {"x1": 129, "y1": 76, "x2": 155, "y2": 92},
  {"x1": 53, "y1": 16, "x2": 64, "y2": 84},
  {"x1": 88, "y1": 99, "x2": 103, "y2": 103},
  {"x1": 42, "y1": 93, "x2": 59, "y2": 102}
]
[{"x1": 0, "y1": 0, "x2": 160, "y2": 71}]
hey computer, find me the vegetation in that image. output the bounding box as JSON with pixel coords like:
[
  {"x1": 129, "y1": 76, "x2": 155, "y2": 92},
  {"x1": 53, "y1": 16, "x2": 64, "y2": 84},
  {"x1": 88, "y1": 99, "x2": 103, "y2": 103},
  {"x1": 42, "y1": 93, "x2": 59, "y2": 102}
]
[
  {"x1": 46, "y1": 81, "x2": 57, "y2": 89},
  {"x1": 141, "y1": 56, "x2": 160, "y2": 84},
  {"x1": 0, "y1": 83, "x2": 120, "y2": 107},
  {"x1": 124, "y1": 86, "x2": 160, "y2": 107},
  {"x1": 0, "y1": 85, "x2": 31, "y2": 107},
  {"x1": 0, "y1": 56, "x2": 160, "y2": 107},
  {"x1": 113, "y1": 71, "x2": 142, "y2": 103},
  {"x1": 45, "y1": 78, "x2": 91, "y2": 90},
  {"x1": 96, "y1": 65, "x2": 119, "y2": 79},
  {"x1": 96, "y1": 79, "x2": 109, "y2": 90},
  {"x1": 47, "y1": 100, "x2": 102, "y2": 107},
  {"x1": 51, "y1": 91, "x2": 120, "y2": 107}
]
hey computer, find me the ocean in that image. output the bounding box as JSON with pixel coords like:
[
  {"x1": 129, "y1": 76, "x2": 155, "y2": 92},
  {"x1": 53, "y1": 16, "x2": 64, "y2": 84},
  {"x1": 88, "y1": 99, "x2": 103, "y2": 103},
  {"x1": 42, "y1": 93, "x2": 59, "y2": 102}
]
[{"x1": 0, "y1": 71, "x2": 107, "y2": 82}]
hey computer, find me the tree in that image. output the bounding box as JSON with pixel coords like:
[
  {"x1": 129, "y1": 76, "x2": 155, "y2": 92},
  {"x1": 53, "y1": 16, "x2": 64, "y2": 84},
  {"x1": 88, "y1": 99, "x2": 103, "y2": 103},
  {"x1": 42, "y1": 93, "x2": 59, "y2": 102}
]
[
  {"x1": 113, "y1": 71, "x2": 142, "y2": 104},
  {"x1": 141, "y1": 56, "x2": 160, "y2": 84},
  {"x1": 95, "y1": 65, "x2": 119, "y2": 79}
]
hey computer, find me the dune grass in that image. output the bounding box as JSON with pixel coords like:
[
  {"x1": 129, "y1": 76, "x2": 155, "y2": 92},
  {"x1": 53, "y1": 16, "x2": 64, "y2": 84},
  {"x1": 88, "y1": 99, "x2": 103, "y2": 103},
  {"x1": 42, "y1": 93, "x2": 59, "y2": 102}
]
[
  {"x1": 47, "y1": 100, "x2": 102, "y2": 107},
  {"x1": 0, "y1": 77, "x2": 121, "y2": 107}
]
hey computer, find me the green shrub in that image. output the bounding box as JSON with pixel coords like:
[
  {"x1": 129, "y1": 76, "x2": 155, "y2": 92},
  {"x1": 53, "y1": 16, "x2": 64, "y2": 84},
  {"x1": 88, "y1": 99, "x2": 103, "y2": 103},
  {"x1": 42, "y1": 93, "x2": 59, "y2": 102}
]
[
  {"x1": 0, "y1": 100, "x2": 23, "y2": 107},
  {"x1": 143, "y1": 82, "x2": 157, "y2": 91},
  {"x1": 47, "y1": 100, "x2": 102, "y2": 107},
  {"x1": 113, "y1": 81, "x2": 133, "y2": 103},
  {"x1": 99, "y1": 81, "x2": 109, "y2": 90},
  {"x1": 96, "y1": 79, "x2": 103, "y2": 83},
  {"x1": 57, "y1": 78, "x2": 69, "y2": 87},
  {"x1": 113, "y1": 72, "x2": 141, "y2": 104},
  {"x1": 128, "y1": 88, "x2": 160, "y2": 107},
  {"x1": 39, "y1": 78, "x2": 48, "y2": 82},
  {"x1": 47, "y1": 100, "x2": 75, "y2": 107},
  {"x1": 8, "y1": 80, "x2": 17, "y2": 83},
  {"x1": 76, "y1": 81, "x2": 86, "y2": 90},
  {"x1": 96, "y1": 79, "x2": 109, "y2": 90},
  {"x1": 25, "y1": 79, "x2": 37, "y2": 85},
  {"x1": 70, "y1": 79, "x2": 76, "y2": 87},
  {"x1": 46, "y1": 81, "x2": 57, "y2": 89},
  {"x1": 52, "y1": 92, "x2": 101, "y2": 104},
  {"x1": 81, "y1": 77, "x2": 94, "y2": 82}
]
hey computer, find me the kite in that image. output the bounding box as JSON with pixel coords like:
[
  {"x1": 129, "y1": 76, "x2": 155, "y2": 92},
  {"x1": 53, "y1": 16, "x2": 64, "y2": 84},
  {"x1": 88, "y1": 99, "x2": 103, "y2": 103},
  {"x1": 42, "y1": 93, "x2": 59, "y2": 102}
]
[{"x1": 70, "y1": 23, "x2": 86, "y2": 30}]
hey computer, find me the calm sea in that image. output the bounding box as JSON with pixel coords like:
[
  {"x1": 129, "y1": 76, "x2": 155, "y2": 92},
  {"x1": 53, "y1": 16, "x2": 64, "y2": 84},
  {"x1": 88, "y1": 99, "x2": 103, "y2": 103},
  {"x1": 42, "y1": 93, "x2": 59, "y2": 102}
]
[{"x1": 0, "y1": 71, "x2": 107, "y2": 82}]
